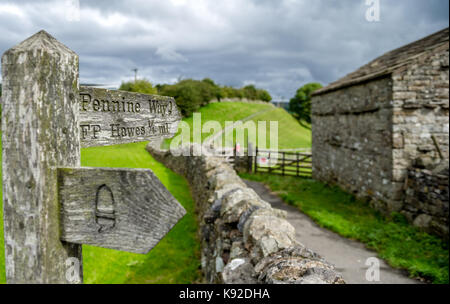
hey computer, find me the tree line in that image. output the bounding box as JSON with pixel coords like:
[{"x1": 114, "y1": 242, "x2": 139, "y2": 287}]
[
  {"x1": 119, "y1": 78, "x2": 272, "y2": 117},
  {"x1": 118, "y1": 78, "x2": 322, "y2": 124}
]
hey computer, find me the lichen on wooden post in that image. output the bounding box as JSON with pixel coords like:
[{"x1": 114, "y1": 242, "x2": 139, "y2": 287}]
[{"x1": 1, "y1": 30, "x2": 82, "y2": 283}]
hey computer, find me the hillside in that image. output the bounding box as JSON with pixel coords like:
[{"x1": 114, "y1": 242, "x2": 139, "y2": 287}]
[
  {"x1": 163, "y1": 102, "x2": 311, "y2": 150},
  {"x1": 223, "y1": 107, "x2": 311, "y2": 149}
]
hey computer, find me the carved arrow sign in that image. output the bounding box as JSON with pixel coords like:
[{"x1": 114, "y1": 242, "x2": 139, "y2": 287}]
[
  {"x1": 58, "y1": 167, "x2": 186, "y2": 254},
  {"x1": 79, "y1": 86, "x2": 182, "y2": 148}
]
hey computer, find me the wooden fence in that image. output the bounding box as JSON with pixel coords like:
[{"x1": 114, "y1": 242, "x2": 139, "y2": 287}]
[{"x1": 216, "y1": 144, "x2": 312, "y2": 178}]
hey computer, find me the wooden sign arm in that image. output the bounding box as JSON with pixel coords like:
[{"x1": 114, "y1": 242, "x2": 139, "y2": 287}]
[{"x1": 57, "y1": 167, "x2": 186, "y2": 255}]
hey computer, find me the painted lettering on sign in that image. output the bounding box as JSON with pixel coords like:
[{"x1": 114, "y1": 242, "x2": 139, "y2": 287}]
[
  {"x1": 79, "y1": 86, "x2": 181, "y2": 147},
  {"x1": 80, "y1": 93, "x2": 142, "y2": 113},
  {"x1": 148, "y1": 100, "x2": 173, "y2": 116}
]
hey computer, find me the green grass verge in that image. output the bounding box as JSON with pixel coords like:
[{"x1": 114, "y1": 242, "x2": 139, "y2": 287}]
[
  {"x1": 240, "y1": 173, "x2": 449, "y2": 284},
  {"x1": 0, "y1": 140, "x2": 201, "y2": 284}
]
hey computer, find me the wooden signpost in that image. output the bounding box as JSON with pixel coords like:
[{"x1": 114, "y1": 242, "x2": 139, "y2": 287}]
[{"x1": 1, "y1": 30, "x2": 184, "y2": 283}]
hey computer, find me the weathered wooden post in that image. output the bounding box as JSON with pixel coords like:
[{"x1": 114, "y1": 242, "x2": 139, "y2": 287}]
[
  {"x1": 2, "y1": 31, "x2": 184, "y2": 284},
  {"x1": 2, "y1": 31, "x2": 82, "y2": 283}
]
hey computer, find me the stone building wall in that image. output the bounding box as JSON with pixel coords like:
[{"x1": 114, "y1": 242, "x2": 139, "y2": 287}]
[
  {"x1": 147, "y1": 144, "x2": 344, "y2": 284},
  {"x1": 311, "y1": 77, "x2": 396, "y2": 206},
  {"x1": 391, "y1": 45, "x2": 449, "y2": 188},
  {"x1": 311, "y1": 45, "x2": 449, "y2": 237}
]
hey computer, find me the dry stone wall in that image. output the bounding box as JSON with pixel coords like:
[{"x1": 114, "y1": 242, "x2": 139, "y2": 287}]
[
  {"x1": 147, "y1": 144, "x2": 345, "y2": 284},
  {"x1": 403, "y1": 161, "x2": 449, "y2": 239}
]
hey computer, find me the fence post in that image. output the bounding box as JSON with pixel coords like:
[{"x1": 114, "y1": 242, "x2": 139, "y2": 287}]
[
  {"x1": 247, "y1": 142, "x2": 253, "y2": 173},
  {"x1": 233, "y1": 143, "x2": 237, "y2": 169},
  {"x1": 254, "y1": 146, "x2": 258, "y2": 173},
  {"x1": 282, "y1": 152, "x2": 285, "y2": 176},
  {"x1": 268, "y1": 151, "x2": 272, "y2": 175},
  {"x1": 296, "y1": 152, "x2": 300, "y2": 177},
  {"x1": 1, "y1": 31, "x2": 82, "y2": 283}
]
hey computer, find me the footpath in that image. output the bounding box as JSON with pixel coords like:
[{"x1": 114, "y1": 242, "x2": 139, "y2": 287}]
[{"x1": 244, "y1": 179, "x2": 420, "y2": 284}]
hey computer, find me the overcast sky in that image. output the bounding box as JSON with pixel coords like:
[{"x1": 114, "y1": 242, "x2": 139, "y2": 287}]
[{"x1": 0, "y1": 0, "x2": 448, "y2": 100}]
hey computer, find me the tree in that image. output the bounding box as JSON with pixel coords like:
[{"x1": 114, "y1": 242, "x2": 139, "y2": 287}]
[
  {"x1": 119, "y1": 79, "x2": 157, "y2": 94},
  {"x1": 200, "y1": 78, "x2": 221, "y2": 104},
  {"x1": 159, "y1": 79, "x2": 204, "y2": 117},
  {"x1": 242, "y1": 85, "x2": 258, "y2": 100},
  {"x1": 257, "y1": 89, "x2": 272, "y2": 102},
  {"x1": 289, "y1": 82, "x2": 322, "y2": 127}
]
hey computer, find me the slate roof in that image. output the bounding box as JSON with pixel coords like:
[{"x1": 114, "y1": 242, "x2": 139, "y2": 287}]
[{"x1": 313, "y1": 27, "x2": 449, "y2": 96}]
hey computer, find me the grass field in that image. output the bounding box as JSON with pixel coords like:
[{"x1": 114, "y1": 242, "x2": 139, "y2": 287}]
[
  {"x1": 163, "y1": 102, "x2": 311, "y2": 150},
  {"x1": 0, "y1": 140, "x2": 201, "y2": 284},
  {"x1": 240, "y1": 173, "x2": 449, "y2": 284}
]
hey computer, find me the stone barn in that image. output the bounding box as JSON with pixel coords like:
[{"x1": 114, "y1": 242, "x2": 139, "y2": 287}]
[{"x1": 311, "y1": 28, "x2": 449, "y2": 238}]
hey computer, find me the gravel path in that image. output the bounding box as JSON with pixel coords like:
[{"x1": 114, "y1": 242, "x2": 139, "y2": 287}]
[{"x1": 243, "y1": 179, "x2": 421, "y2": 284}]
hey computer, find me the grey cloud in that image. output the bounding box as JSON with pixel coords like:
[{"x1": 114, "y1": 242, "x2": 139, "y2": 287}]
[{"x1": 0, "y1": 0, "x2": 448, "y2": 99}]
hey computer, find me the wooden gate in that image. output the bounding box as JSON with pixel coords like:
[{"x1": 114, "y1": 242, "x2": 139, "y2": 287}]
[{"x1": 253, "y1": 148, "x2": 312, "y2": 178}]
